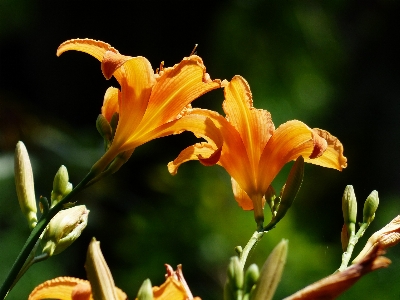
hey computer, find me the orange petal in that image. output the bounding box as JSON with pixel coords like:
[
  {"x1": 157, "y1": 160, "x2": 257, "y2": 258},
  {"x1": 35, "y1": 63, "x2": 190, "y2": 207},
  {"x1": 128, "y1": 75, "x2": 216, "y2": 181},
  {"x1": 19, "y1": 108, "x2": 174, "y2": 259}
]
[
  {"x1": 305, "y1": 128, "x2": 347, "y2": 170},
  {"x1": 152, "y1": 277, "x2": 188, "y2": 300},
  {"x1": 56, "y1": 38, "x2": 127, "y2": 82},
  {"x1": 57, "y1": 39, "x2": 119, "y2": 60},
  {"x1": 258, "y1": 120, "x2": 317, "y2": 193},
  {"x1": 102, "y1": 87, "x2": 120, "y2": 122},
  {"x1": 136, "y1": 55, "x2": 221, "y2": 133},
  {"x1": 28, "y1": 277, "x2": 90, "y2": 300},
  {"x1": 223, "y1": 76, "x2": 274, "y2": 176},
  {"x1": 139, "y1": 113, "x2": 222, "y2": 161},
  {"x1": 168, "y1": 142, "x2": 218, "y2": 175},
  {"x1": 189, "y1": 109, "x2": 255, "y2": 195},
  {"x1": 101, "y1": 51, "x2": 132, "y2": 80},
  {"x1": 231, "y1": 177, "x2": 254, "y2": 210},
  {"x1": 111, "y1": 57, "x2": 155, "y2": 151}
]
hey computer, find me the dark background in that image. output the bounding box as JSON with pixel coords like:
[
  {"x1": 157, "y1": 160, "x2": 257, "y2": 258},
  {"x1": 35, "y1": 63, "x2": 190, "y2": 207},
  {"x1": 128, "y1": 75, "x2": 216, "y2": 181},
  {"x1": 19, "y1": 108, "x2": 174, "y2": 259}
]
[{"x1": 1, "y1": 0, "x2": 400, "y2": 299}]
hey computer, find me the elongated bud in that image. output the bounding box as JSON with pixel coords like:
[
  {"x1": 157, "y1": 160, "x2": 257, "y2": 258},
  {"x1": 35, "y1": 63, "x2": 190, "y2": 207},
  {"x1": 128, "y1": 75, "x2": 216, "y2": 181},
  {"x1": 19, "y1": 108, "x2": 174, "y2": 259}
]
[
  {"x1": 41, "y1": 205, "x2": 89, "y2": 256},
  {"x1": 244, "y1": 264, "x2": 259, "y2": 295},
  {"x1": 137, "y1": 279, "x2": 154, "y2": 300},
  {"x1": 342, "y1": 185, "x2": 357, "y2": 225},
  {"x1": 363, "y1": 190, "x2": 379, "y2": 224},
  {"x1": 85, "y1": 238, "x2": 119, "y2": 300},
  {"x1": 252, "y1": 239, "x2": 288, "y2": 300},
  {"x1": 224, "y1": 256, "x2": 243, "y2": 300},
  {"x1": 14, "y1": 141, "x2": 37, "y2": 229},
  {"x1": 264, "y1": 156, "x2": 304, "y2": 231},
  {"x1": 51, "y1": 165, "x2": 72, "y2": 207},
  {"x1": 96, "y1": 114, "x2": 113, "y2": 150}
]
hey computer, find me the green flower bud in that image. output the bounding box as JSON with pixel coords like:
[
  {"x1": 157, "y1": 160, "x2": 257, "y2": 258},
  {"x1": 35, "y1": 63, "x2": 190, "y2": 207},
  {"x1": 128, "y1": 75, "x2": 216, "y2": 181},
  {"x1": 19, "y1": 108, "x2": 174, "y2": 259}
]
[
  {"x1": 96, "y1": 114, "x2": 113, "y2": 150},
  {"x1": 51, "y1": 165, "x2": 72, "y2": 206},
  {"x1": 41, "y1": 205, "x2": 89, "y2": 256},
  {"x1": 252, "y1": 239, "x2": 288, "y2": 300},
  {"x1": 224, "y1": 256, "x2": 243, "y2": 300},
  {"x1": 137, "y1": 279, "x2": 154, "y2": 300},
  {"x1": 14, "y1": 141, "x2": 37, "y2": 229},
  {"x1": 342, "y1": 185, "x2": 357, "y2": 233},
  {"x1": 85, "y1": 238, "x2": 119, "y2": 300},
  {"x1": 244, "y1": 263, "x2": 259, "y2": 295},
  {"x1": 363, "y1": 190, "x2": 379, "y2": 224}
]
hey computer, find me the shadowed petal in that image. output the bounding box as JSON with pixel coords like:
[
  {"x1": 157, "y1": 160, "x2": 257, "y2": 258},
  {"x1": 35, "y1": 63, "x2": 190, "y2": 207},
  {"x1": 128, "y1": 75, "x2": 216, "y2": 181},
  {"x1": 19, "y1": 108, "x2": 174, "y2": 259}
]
[
  {"x1": 231, "y1": 177, "x2": 255, "y2": 210},
  {"x1": 102, "y1": 87, "x2": 120, "y2": 122},
  {"x1": 144, "y1": 114, "x2": 223, "y2": 167}
]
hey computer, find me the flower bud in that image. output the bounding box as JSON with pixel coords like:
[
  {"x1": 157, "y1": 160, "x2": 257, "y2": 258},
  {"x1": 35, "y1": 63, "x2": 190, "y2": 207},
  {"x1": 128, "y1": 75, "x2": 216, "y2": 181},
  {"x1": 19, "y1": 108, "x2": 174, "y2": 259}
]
[
  {"x1": 51, "y1": 165, "x2": 72, "y2": 206},
  {"x1": 224, "y1": 256, "x2": 243, "y2": 300},
  {"x1": 41, "y1": 205, "x2": 89, "y2": 256},
  {"x1": 244, "y1": 263, "x2": 259, "y2": 295},
  {"x1": 252, "y1": 239, "x2": 288, "y2": 300},
  {"x1": 363, "y1": 190, "x2": 379, "y2": 224},
  {"x1": 264, "y1": 156, "x2": 304, "y2": 231},
  {"x1": 342, "y1": 185, "x2": 357, "y2": 226},
  {"x1": 137, "y1": 279, "x2": 154, "y2": 300},
  {"x1": 85, "y1": 238, "x2": 119, "y2": 300},
  {"x1": 14, "y1": 141, "x2": 37, "y2": 229},
  {"x1": 96, "y1": 114, "x2": 113, "y2": 150}
]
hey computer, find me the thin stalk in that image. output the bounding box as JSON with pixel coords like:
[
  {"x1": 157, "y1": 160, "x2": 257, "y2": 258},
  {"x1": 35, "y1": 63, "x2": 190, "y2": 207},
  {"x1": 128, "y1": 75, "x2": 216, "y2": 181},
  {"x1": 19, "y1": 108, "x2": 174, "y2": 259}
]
[
  {"x1": 338, "y1": 222, "x2": 369, "y2": 271},
  {"x1": 0, "y1": 170, "x2": 95, "y2": 299},
  {"x1": 238, "y1": 231, "x2": 266, "y2": 270}
]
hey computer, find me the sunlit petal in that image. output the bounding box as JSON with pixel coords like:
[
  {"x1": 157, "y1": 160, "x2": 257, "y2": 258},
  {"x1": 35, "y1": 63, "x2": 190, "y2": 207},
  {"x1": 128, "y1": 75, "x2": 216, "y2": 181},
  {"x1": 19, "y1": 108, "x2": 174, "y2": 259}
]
[
  {"x1": 304, "y1": 128, "x2": 347, "y2": 170},
  {"x1": 223, "y1": 76, "x2": 274, "y2": 176},
  {"x1": 57, "y1": 39, "x2": 128, "y2": 83},
  {"x1": 112, "y1": 57, "x2": 156, "y2": 150},
  {"x1": 152, "y1": 277, "x2": 188, "y2": 300},
  {"x1": 258, "y1": 120, "x2": 319, "y2": 192},
  {"x1": 136, "y1": 56, "x2": 221, "y2": 134},
  {"x1": 29, "y1": 277, "x2": 88, "y2": 300}
]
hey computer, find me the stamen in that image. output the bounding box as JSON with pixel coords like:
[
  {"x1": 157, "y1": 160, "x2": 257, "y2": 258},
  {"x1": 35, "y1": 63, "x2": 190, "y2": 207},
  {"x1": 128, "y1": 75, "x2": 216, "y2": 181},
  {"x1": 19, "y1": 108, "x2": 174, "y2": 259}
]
[{"x1": 190, "y1": 44, "x2": 198, "y2": 56}]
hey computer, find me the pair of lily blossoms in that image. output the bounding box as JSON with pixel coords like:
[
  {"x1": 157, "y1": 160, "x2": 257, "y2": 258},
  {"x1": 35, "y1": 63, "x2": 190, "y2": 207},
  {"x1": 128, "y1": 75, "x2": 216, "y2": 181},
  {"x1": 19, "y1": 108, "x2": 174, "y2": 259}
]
[
  {"x1": 60, "y1": 38, "x2": 347, "y2": 225},
  {"x1": 29, "y1": 38, "x2": 347, "y2": 299}
]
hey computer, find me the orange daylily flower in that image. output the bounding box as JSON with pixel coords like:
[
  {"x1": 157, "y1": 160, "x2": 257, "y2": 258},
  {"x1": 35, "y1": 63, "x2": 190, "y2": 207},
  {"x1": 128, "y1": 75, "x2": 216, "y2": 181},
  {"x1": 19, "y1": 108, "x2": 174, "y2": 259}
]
[
  {"x1": 57, "y1": 39, "x2": 222, "y2": 174},
  {"x1": 168, "y1": 75, "x2": 347, "y2": 227},
  {"x1": 28, "y1": 276, "x2": 127, "y2": 300},
  {"x1": 28, "y1": 265, "x2": 200, "y2": 300}
]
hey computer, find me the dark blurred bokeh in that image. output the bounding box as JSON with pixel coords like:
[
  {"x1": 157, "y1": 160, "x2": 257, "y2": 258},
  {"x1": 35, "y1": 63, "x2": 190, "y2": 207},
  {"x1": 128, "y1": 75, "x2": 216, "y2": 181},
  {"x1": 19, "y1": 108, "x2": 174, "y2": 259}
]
[{"x1": 1, "y1": 1, "x2": 400, "y2": 299}]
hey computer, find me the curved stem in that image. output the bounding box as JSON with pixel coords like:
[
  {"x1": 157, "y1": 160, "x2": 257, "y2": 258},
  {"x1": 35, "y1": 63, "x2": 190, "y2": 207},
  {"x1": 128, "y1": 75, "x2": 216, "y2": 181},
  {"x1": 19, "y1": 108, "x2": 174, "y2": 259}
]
[
  {"x1": 0, "y1": 170, "x2": 96, "y2": 299},
  {"x1": 338, "y1": 222, "x2": 370, "y2": 272},
  {"x1": 238, "y1": 231, "x2": 266, "y2": 270}
]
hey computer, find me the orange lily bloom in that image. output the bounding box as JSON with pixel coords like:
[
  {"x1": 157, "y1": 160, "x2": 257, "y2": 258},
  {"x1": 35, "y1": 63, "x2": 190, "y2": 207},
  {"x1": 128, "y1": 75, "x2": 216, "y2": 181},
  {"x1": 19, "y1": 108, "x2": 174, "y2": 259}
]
[
  {"x1": 28, "y1": 265, "x2": 201, "y2": 300},
  {"x1": 57, "y1": 39, "x2": 222, "y2": 174},
  {"x1": 168, "y1": 75, "x2": 347, "y2": 227}
]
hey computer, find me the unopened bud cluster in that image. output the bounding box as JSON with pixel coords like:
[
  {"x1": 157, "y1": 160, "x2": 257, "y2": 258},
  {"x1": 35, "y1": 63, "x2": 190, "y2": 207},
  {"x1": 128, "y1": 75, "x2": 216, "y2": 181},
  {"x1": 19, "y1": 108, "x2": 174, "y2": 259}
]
[{"x1": 224, "y1": 239, "x2": 288, "y2": 300}]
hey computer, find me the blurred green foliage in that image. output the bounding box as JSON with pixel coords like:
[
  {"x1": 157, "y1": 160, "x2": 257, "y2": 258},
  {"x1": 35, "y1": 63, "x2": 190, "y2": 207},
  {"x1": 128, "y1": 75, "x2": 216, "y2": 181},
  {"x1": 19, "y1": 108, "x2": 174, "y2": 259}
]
[{"x1": 1, "y1": 0, "x2": 400, "y2": 299}]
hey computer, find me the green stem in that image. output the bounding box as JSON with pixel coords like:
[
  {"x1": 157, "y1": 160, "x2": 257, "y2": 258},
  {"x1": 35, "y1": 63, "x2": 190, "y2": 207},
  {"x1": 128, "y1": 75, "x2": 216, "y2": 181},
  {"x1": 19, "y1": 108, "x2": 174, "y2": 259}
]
[
  {"x1": 0, "y1": 170, "x2": 95, "y2": 299},
  {"x1": 338, "y1": 222, "x2": 370, "y2": 272},
  {"x1": 238, "y1": 231, "x2": 266, "y2": 270}
]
